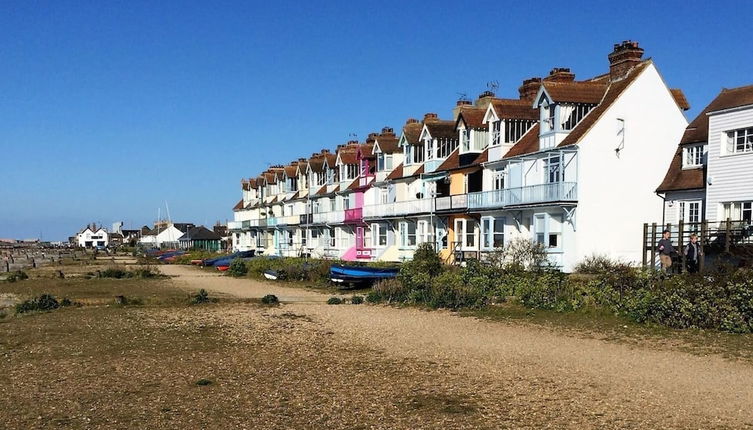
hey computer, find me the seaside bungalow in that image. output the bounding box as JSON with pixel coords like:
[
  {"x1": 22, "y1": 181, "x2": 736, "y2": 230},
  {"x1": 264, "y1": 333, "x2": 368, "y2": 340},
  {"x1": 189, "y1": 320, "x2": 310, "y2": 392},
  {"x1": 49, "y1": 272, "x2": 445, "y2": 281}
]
[
  {"x1": 139, "y1": 222, "x2": 194, "y2": 248},
  {"x1": 178, "y1": 226, "x2": 222, "y2": 251}
]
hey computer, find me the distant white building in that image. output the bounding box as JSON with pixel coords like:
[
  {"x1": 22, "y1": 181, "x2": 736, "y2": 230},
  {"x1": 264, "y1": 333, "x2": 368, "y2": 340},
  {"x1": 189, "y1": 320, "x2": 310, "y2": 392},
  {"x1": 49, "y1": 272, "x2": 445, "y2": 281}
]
[
  {"x1": 138, "y1": 223, "x2": 195, "y2": 248},
  {"x1": 76, "y1": 226, "x2": 109, "y2": 248}
]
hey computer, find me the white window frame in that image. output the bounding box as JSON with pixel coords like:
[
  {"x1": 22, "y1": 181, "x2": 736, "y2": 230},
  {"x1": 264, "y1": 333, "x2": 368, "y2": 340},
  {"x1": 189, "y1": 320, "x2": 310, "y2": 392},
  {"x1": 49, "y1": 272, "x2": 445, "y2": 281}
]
[
  {"x1": 481, "y1": 216, "x2": 505, "y2": 250},
  {"x1": 454, "y1": 218, "x2": 476, "y2": 250},
  {"x1": 722, "y1": 201, "x2": 753, "y2": 223},
  {"x1": 399, "y1": 221, "x2": 417, "y2": 248},
  {"x1": 725, "y1": 127, "x2": 753, "y2": 155},
  {"x1": 683, "y1": 144, "x2": 705, "y2": 168}
]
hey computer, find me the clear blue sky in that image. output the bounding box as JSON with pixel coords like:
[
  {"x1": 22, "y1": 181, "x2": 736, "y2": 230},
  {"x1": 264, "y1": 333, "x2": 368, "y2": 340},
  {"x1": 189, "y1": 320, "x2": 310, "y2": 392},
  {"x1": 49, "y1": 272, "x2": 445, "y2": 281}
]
[{"x1": 1, "y1": 0, "x2": 751, "y2": 240}]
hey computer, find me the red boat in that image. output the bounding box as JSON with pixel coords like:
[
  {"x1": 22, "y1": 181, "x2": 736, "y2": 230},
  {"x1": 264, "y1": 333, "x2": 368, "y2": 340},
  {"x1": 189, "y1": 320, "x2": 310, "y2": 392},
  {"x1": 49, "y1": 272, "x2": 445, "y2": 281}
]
[{"x1": 216, "y1": 265, "x2": 230, "y2": 272}]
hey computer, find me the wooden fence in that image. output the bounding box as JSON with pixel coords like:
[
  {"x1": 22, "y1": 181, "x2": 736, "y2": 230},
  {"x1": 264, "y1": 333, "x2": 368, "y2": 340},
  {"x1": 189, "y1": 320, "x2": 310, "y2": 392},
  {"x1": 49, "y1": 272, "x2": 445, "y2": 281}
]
[{"x1": 642, "y1": 219, "x2": 753, "y2": 271}]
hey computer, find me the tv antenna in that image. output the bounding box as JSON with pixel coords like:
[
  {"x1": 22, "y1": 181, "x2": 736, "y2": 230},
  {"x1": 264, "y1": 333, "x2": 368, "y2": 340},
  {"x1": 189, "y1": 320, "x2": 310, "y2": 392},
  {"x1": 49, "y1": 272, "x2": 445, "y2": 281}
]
[
  {"x1": 456, "y1": 92, "x2": 469, "y2": 102},
  {"x1": 486, "y1": 80, "x2": 499, "y2": 93},
  {"x1": 348, "y1": 132, "x2": 357, "y2": 139}
]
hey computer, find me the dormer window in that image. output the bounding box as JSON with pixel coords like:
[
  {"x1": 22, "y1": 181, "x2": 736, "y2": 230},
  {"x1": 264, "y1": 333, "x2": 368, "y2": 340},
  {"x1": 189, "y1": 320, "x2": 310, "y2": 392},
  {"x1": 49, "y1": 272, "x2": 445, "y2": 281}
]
[
  {"x1": 683, "y1": 144, "x2": 706, "y2": 168},
  {"x1": 491, "y1": 121, "x2": 501, "y2": 146},
  {"x1": 460, "y1": 128, "x2": 470, "y2": 152},
  {"x1": 541, "y1": 100, "x2": 555, "y2": 133},
  {"x1": 376, "y1": 153, "x2": 393, "y2": 171},
  {"x1": 340, "y1": 164, "x2": 358, "y2": 181},
  {"x1": 504, "y1": 119, "x2": 536, "y2": 144},
  {"x1": 405, "y1": 144, "x2": 424, "y2": 165},
  {"x1": 560, "y1": 103, "x2": 596, "y2": 131}
]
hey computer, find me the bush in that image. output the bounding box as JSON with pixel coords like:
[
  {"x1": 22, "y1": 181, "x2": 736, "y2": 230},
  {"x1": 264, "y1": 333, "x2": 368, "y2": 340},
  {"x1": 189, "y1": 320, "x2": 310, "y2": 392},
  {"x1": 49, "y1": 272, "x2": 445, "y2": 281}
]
[
  {"x1": 261, "y1": 294, "x2": 279, "y2": 305},
  {"x1": 115, "y1": 295, "x2": 144, "y2": 306},
  {"x1": 15, "y1": 294, "x2": 60, "y2": 313},
  {"x1": 327, "y1": 297, "x2": 343, "y2": 305},
  {"x1": 501, "y1": 238, "x2": 550, "y2": 272},
  {"x1": 98, "y1": 266, "x2": 160, "y2": 279},
  {"x1": 371, "y1": 278, "x2": 411, "y2": 303},
  {"x1": 228, "y1": 258, "x2": 248, "y2": 277},
  {"x1": 191, "y1": 289, "x2": 217, "y2": 305},
  {"x1": 6, "y1": 270, "x2": 28, "y2": 283},
  {"x1": 351, "y1": 295, "x2": 364, "y2": 305}
]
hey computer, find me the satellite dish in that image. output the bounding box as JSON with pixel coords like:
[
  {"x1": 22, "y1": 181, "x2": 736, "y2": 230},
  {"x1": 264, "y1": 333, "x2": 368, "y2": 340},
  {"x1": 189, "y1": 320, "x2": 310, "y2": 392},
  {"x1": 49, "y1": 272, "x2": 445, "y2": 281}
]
[{"x1": 707, "y1": 176, "x2": 714, "y2": 185}]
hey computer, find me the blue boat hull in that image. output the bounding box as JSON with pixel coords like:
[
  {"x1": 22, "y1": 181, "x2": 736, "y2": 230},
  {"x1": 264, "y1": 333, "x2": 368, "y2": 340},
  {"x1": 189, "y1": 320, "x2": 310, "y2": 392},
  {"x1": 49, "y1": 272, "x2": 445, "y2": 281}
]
[{"x1": 329, "y1": 265, "x2": 399, "y2": 283}]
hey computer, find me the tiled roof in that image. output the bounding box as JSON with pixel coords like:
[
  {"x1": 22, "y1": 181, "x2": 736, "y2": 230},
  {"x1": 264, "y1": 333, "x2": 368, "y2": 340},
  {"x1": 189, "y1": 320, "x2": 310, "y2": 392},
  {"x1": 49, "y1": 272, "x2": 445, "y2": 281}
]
[
  {"x1": 435, "y1": 149, "x2": 460, "y2": 171},
  {"x1": 402, "y1": 122, "x2": 423, "y2": 145},
  {"x1": 488, "y1": 99, "x2": 539, "y2": 120},
  {"x1": 324, "y1": 153, "x2": 337, "y2": 167},
  {"x1": 473, "y1": 148, "x2": 488, "y2": 164},
  {"x1": 542, "y1": 80, "x2": 608, "y2": 104},
  {"x1": 233, "y1": 199, "x2": 244, "y2": 211},
  {"x1": 679, "y1": 105, "x2": 711, "y2": 145},
  {"x1": 504, "y1": 123, "x2": 540, "y2": 158},
  {"x1": 559, "y1": 60, "x2": 651, "y2": 148},
  {"x1": 706, "y1": 84, "x2": 753, "y2": 113},
  {"x1": 656, "y1": 146, "x2": 706, "y2": 193},
  {"x1": 179, "y1": 226, "x2": 222, "y2": 241},
  {"x1": 374, "y1": 136, "x2": 400, "y2": 153},
  {"x1": 386, "y1": 163, "x2": 404, "y2": 180},
  {"x1": 308, "y1": 157, "x2": 325, "y2": 172},
  {"x1": 456, "y1": 107, "x2": 487, "y2": 129},
  {"x1": 424, "y1": 120, "x2": 457, "y2": 139},
  {"x1": 670, "y1": 89, "x2": 690, "y2": 111},
  {"x1": 338, "y1": 150, "x2": 358, "y2": 165},
  {"x1": 284, "y1": 165, "x2": 297, "y2": 177}
]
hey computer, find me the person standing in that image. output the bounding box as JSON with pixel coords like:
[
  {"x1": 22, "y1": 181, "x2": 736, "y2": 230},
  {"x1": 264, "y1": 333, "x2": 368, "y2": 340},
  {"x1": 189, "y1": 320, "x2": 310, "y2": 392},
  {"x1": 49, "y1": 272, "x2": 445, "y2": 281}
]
[
  {"x1": 684, "y1": 233, "x2": 702, "y2": 274},
  {"x1": 657, "y1": 229, "x2": 675, "y2": 273}
]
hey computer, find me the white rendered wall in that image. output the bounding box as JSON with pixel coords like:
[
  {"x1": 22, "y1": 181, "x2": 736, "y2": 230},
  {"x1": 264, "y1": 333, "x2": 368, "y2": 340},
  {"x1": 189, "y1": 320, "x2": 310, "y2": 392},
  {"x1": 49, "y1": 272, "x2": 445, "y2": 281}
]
[{"x1": 575, "y1": 63, "x2": 688, "y2": 267}]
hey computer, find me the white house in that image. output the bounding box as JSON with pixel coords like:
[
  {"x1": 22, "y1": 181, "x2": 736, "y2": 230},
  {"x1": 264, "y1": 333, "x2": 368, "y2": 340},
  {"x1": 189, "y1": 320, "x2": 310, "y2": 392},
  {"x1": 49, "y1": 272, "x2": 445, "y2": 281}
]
[
  {"x1": 657, "y1": 84, "x2": 753, "y2": 226},
  {"x1": 466, "y1": 41, "x2": 689, "y2": 270},
  {"x1": 76, "y1": 226, "x2": 109, "y2": 248}
]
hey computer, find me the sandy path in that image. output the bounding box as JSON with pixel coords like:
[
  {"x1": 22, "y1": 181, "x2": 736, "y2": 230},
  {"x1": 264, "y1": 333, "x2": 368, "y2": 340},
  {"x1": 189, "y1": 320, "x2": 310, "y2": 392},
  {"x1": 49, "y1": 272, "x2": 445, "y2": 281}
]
[{"x1": 161, "y1": 264, "x2": 753, "y2": 428}]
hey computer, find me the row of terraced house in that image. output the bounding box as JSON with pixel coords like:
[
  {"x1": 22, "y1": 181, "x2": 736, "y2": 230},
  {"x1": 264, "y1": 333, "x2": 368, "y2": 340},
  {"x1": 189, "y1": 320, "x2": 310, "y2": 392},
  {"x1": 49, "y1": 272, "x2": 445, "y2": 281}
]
[{"x1": 228, "y1": 41, "x2": 752, "y2": 271}]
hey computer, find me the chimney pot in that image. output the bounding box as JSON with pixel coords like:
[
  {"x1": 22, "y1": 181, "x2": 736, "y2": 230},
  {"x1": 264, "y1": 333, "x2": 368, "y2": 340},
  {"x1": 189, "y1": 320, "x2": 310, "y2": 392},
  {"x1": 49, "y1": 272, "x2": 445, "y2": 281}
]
[
  {"x1": 518, "y1": 77, "x2": 542, "y2": 100},
  {"x1": 608, "y1": 40, "x2": 644, "y2": 81},
  {"x1": 406, "y1": 118, "x2": 419, "y2": 124},
  {"x1": 478, "y1": 90, "x2": 495, "y2": 99},
  {"x1": 424, "y1": 112, "x2": 438, "y2": 121},
  {"x1": 456, "y1": 99, "x2": 472, "y2": 106},
  {"x1": 381, "y1": 126, "x2": 394, "y2": 133},
  {"x1": 543, "y1": 68, "x2": 575, "y2": 82}
]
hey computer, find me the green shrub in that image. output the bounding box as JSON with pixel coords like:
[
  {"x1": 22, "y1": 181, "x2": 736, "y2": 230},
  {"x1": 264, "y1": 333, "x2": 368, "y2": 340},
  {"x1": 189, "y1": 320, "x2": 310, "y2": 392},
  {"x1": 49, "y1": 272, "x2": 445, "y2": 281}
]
[
  {"x1": 327, "y1": 297, "x2": 343, "y2": 305},
  {"x1": 100, "y1": 267, "x2": 129, "y2": 279},
  {"x1": 228, "y1": 258, "x2": 248, "y2": 277},
  {"x1": 261, "y1": 294, "x2": 279, "y2": 305},
  {"x1": 365, "y1": 290, "x2": 381, "y2": 304},
  {"x1": 371, "y1": 278, "x2": 411, "y2": 303},
  {"x1": 191, "y1": 289, "x2": 217, "y2": 305},
  {"x1": 195, "y1": 378, "x2": 212, "y2": 386},
  {"x1": 15, "y1": 294, "x2": 60, "y2": 314},
  {"x1": 6, "y1": 270, "x2": 28, "y2": 283},
  {"x1": 351, "y1": 295, "x2": 364, "y2": 305}
]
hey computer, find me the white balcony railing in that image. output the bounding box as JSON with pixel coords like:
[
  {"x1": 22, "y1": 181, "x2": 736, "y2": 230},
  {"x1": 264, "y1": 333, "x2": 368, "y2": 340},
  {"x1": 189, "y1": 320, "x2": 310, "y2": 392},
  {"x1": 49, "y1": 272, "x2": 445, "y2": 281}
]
[
  {"x1": 468, "y1": 182, "x2": 577, "y2": 210},
  {"x1": 312, "y1": 210, "x2": 345, "y2": 224},
  {"x1": 363, "y1": 198, "x2": 433, "y2": 219},
  {"x1": 228, "y1": 221, "x2": 243, "y2": 231}
]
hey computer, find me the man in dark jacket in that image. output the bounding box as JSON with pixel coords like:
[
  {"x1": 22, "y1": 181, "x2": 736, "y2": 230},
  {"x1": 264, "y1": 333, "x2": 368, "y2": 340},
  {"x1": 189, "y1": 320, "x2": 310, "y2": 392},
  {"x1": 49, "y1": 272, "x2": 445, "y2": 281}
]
[
  {"x1": 657, "y1": 230, "x2": 675, "y2": 272},
  {"x1": 684, "y1": 233, "x2": 702, "y2": 274}
]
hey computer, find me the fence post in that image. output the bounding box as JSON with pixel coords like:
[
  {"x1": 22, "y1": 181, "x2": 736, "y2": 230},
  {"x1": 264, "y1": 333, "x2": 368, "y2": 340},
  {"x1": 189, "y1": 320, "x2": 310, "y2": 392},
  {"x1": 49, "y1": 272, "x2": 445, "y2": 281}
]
[
  {"x1": 642, "y1": 223, "x2": 648, "y2": 268},
  {"x1": 678, "y1": 220, "x2": 685, "y2": 273},
  {"x1": 700, "y1": 220, "x2": 707, "y2": 272},
  {"x1": 650, "y1": 223, "x2": 657, "y2": 269},
  {"x1": 725, "y1": 218, "x2": 732, "y2": 253}
]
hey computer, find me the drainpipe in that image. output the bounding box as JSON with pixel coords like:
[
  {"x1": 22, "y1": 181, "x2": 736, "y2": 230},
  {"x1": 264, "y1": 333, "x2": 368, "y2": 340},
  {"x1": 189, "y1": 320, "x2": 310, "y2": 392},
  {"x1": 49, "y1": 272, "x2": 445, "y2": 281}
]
[{"x1": 655, "y1": 192, "x2": 667, "y2": 227}]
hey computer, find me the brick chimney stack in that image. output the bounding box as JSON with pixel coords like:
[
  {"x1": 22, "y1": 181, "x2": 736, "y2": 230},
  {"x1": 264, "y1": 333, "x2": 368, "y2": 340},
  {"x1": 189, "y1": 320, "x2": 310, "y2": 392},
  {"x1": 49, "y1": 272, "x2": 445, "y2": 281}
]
[
  {"x1": 456, "y1": 99, "x2": 472, "y2": 107},
  {"x1": 543, "y1": 68, "x2": 575, "y2": 82},
  {"x1": 608, "y1": 40, "x2": 644, "y2": 81},
  {"x1": 405, "y1": 118, "x2": 419, "y2": 125},
  {"x1": 381, "y1": 126, "x2": 394, "y2": 135},
  {"x1": 518, "y1": 77, "x2": 542, "y2": 100},
  {"x1": 423, "y1": 113, "x2": 438, "y2": 122}
]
